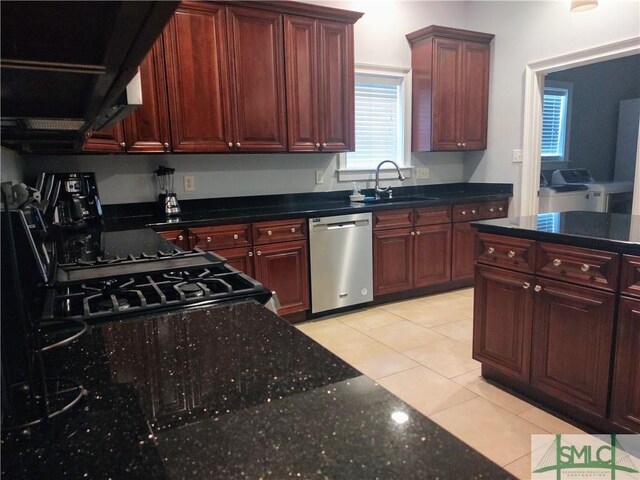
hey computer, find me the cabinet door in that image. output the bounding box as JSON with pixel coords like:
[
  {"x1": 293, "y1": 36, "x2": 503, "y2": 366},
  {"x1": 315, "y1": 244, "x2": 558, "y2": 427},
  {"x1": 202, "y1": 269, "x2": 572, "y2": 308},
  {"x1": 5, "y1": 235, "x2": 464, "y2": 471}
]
[
  {"x1": 156, "y1": 229, "x2": 188, "y2": 250},
  {"x1": 473, "y1": 265, "x2": 534, "y2": 382},
  {"x1": 82, "y1": 123, "x2": 125, "y2": 153},
  {"x1": 123, "y1": 35, "x2": 171, "y2": 153},
  {"x1": 284, "y1": 15, "x2": 319, "y2": 152},
  {"x1": 373, "y1": 228, "x2": 414, "y2": 295},
  {"x1": 216, "y1": 247, "x2": 254, "y2": 278},
  {"x1": 226, "y1": 6, "x2": 287, "y2": 152},
  {"x1": 451, "y1": 221, "x2": 477, "y2": 282},
  {"x1": 318, "y1": 19, "x2": 354, "y2": 152},
  {"x1": 431, "y1": 37, "x2": 462, "y2": 151},
  {"x1": 414, "y1": 224, "x2": 451, "y2": 287},
  {"x1": 164, "y1": 3, "x2": 233, "y2": 152},
  {"x1": 254, "y1": 240, "x2": 309, "y2": 315},
  {"x1": 531, "y1": 278, "x2": 615, "y2": 418},
  {"x1": 460, "y1": 41, "x2": 490, "y2": 150},
  {"x1": 611, "y1": 296, "x2": 640, "y2": 432}
]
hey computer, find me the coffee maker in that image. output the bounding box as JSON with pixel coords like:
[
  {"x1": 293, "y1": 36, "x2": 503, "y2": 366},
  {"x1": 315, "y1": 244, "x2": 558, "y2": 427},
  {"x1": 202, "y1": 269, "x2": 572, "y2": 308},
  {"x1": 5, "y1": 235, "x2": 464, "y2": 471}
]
[{"x1": 37, "y1": 172, "x2": 103, "y2": 229}]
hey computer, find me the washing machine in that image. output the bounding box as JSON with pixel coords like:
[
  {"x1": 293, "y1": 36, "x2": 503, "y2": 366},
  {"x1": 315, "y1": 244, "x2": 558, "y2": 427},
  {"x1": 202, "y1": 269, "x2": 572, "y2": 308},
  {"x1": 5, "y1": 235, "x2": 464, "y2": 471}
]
[
  {"x1": 551, "y1": 168, "x2": 634, "y2": 213},
  {"x1": 539, "y1": 185, "x2": 590, "y2": 213}
]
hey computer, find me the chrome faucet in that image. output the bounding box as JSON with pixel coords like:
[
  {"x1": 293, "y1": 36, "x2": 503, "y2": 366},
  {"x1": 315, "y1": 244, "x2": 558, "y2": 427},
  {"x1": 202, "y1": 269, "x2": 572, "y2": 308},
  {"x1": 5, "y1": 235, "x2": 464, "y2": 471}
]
[{"x1": 375, "y1": 160, "x2": 406, "y2": 199}]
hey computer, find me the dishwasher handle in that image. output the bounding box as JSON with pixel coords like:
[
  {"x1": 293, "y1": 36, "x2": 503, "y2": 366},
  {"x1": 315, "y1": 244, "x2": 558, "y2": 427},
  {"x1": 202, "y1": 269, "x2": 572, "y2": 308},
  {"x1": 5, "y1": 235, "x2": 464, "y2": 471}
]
[{"x1": 313, "y1": 219, "x2": 369, "y2": 231}]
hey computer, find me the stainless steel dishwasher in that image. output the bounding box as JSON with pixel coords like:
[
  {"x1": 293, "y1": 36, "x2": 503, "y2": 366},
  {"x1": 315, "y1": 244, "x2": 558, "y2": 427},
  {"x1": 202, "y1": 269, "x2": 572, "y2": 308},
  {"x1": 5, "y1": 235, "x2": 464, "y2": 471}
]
[{"x1": 309, "y1": 212, "x2": 373, "y2": 314}]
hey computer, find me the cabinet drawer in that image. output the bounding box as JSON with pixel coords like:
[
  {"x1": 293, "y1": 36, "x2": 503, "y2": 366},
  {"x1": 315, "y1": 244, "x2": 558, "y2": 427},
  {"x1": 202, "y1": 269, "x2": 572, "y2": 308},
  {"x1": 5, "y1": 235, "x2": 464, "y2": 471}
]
[
  {"x1": 536, "y1": 243, "x2": 619, "y2": 291},
  {"x1": 480, "y1": 200, "x2": 507, "y2": 219},
  {"x1": 477, "y1": 233, "x2": 536, "y2": 273},
  {"x1": 452, "y1": 203, "x2": 481, "y2": 222},
  {"x1": 156, "y1": 229, "x2": 188, "y2": 250},
  {"x1": 373, "y1": 209, "x2": 413, "y2": 230},
  {"x1": 621, "y1": 255, "x2": 640, "y2": 299},
  {"x1": 252, "y1": 218, "x2": 307, "y2": 245},
  {"x1": 414, "y1": 205, "x2": 451, "y2": 226},
  {"x1": 189, "y1": 224, "x2": 252, "y2": 250}
]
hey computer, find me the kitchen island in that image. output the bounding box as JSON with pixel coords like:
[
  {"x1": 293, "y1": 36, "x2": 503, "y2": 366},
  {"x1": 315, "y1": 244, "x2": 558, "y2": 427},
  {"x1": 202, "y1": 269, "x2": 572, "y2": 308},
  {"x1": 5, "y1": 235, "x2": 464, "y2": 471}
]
[
  {"x1": 472, "y1": 211, "x2": 639, "y2": 434},
  {"x1": 2, "y1": 300, "x2": 513, "y2": 479}
]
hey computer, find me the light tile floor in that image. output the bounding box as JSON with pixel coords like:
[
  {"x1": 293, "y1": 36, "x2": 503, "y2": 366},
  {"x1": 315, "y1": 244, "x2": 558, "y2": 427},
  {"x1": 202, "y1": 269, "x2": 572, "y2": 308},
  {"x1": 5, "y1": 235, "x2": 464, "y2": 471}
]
[{"x1": 296, "y1": 287, "x2": 586, "y2": 480}]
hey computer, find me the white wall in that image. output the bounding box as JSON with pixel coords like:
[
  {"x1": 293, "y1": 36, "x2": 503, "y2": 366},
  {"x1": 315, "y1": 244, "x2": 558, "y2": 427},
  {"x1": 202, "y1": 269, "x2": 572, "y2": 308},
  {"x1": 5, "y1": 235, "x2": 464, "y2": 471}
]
[
  {"x1": 12, "y1": 1, "x2": 640, "y2": 206},
  {"x1": 462, "y1": 0, "x2": 640, "y2": 214}
]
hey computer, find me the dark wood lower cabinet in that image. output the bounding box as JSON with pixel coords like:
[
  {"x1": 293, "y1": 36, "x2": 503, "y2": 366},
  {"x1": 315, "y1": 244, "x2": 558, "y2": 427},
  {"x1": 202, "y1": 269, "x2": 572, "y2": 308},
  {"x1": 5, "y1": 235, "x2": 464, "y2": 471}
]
[
  {"x1": 531, "y1": 278, "x2": 615, "y2": 418},
  {"x1": 452, "y1": 221, "x2": 477, "y2": 282},
  {"x1": 473, "y1": 265, "x2": 533, "y2": 383},
  {"x1": 253, "y1": 240, "x2": 309, "y2": 316},
  {"x1": 414, "y1": 224, "x2": 452, "y2": 288},
  {"x1": 611, "y1": 296, "x2": 640, "y2": 431},
  {"x1": 373, "y1": 228, "x2": 413, "y2": 295},
  {"x1": 216, "y1": 247, "x2": 254, "y2": 278}
]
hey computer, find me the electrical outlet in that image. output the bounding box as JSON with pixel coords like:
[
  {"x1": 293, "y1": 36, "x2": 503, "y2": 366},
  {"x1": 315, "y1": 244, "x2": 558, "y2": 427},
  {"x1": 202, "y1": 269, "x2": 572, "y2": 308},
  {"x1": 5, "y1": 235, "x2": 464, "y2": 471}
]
[
  {"x1": 512, "y1": 149, "x2": 523, "y2": 163},
  {"x1": 184, "y1": 175, "x2": 195, "y2": 192},
  {"x1": 416, "y1": 167, "x2": 430, "y2": 179},
  {"x1": 315, "y1": 170, "x2": 324, "y2": 185}
]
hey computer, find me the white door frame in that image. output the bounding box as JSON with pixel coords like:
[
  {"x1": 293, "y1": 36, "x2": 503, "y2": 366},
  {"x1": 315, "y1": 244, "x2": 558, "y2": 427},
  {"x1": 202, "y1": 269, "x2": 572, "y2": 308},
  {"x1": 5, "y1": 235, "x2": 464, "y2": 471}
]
[{"x1": 520, "y1": 37, "x2": 640, "y2": 217}]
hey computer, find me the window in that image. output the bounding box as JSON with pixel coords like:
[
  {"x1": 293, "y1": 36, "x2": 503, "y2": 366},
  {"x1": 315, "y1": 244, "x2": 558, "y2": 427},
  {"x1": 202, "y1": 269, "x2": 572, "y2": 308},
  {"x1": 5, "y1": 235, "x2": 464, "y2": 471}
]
[
  {"x1": 536, "y1": 212, "x2": 559, "y2": 232},
  {"x1": 541, "y1": 81, "x2": 572, "y2": 162},
  {"x1": 338, "y1": 66, "x2": 410, "y2": 180}
]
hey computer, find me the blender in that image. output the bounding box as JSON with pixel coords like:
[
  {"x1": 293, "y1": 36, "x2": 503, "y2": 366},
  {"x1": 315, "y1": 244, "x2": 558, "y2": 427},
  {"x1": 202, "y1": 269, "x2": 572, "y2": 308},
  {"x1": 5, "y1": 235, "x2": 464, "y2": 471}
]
[{"x1": 156, "y1": 166, "x2": 181, "y2": 217}]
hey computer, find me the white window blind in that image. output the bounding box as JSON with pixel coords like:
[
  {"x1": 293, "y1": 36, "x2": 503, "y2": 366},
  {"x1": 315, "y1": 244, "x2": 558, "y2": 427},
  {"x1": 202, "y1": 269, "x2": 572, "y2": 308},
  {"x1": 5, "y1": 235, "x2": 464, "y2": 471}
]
[
  {"x1": 346, "y1": 74, "x2": 403, "y2": 169},
  {"x1": 536, "y1": 212, "x2": 559, "y2": 232},
  {"x1": 541, "y1": 86, "x2": 569, "y2": 159}
]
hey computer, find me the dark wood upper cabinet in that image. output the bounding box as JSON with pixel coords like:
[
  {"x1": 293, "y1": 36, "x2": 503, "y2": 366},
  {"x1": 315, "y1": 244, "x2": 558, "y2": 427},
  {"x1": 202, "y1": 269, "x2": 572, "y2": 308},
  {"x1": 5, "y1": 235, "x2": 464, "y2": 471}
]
[
  {"x1": 82, "y1": 123, "x2": 126, "y2": 153},
  {"x1": 123, "y1": 35, "x2": 172, "y2": 153},
  {"x1": 226, "y1": 6, "x2": 287, "y2": 152},
  {"x1": 285, "y1": 16, "x2": 354, "y2": 152},
  {"x1": 407, "y1": 26, "x2": 493, "y2": 152},
  {"x1": 164, "y1": 2, "x2": 233, "y2": 153}
]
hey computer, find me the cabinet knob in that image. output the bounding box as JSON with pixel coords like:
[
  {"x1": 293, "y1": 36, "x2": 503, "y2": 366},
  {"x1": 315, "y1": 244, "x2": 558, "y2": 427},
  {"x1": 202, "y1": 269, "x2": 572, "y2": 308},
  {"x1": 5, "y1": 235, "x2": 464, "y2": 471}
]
[
  {"x1": 498, "y1": 207, "x2": 504, "y2": 212},
  {"x1": 523, "y1": 282, "x2": 531, "y2": 289},
  {"x1": 267, "y1": 230, "x2": 272, "y2": 236},
  {"x1": 120, "y1": 142, "x2": 126, "y2": 148},
  {"x1": 233, "y1": 234, "x2": 239, "y2": 240},
  {"x1": 487, "y1": 247, "x2": 495, "y2": 254},
  {"x1": 206, "y1": 236, "x2": 212, "y2": 243},
  {"x1": 461, "y1": 210, "x2": 466, "y2": 215},
  {"x1": 489, "y1": 207, "x2": 495, "y2": 213},
  {"x1": 457, "y1": 142, "x2": 462, "y2": 148},
  {"x1": 256, "y1": 250, "x2": 262, "y2": 256},
  {"x1": 290, "y1": 227, "x2": 296, "y2": 233},
  {"x1": 508, "y1": 250, "x2": 515, "y2": 258},
  {"x1": 471, "y1": 209, "x2": 477, "y2": 214},
  {"x1": 228, "y1": 142, "x2": 233, "y2": 148},
  {"x1": 163, "y1": 142, "x2": 170, "y2": 150},
  {"x1": 248, "y1": 251, "x2": 253, "y2": 257},
  {"x1": 416, "y1": 230, "x2": 421, "y2": 236},
  {"x1": 581, "y1": 263, "x2": 590, "y2": 272},
  {"x1": 315, "y1": 143, "x2": 320, "y2": 148},
  {"x1": 322, "y1": 143, "x2": 327, "y2": 148},
  {"x1": 236, "y1": 142, "x2": 241, "y2": 148},
  {"x1": 178, "y1": 235, "x2": 184, "y2": 241},
  {"x1": 410, "y1": 231, "x2": 415, "y2": 236},
  {"x1": 534, "y1": 285, "x2": 542, "y2": 292},
  {"x1": 461, "y1": 142, "x2": 466, "y2": 147},
  {"x1": 553, "y1": 259, "x2": 562, "y2": 267}
]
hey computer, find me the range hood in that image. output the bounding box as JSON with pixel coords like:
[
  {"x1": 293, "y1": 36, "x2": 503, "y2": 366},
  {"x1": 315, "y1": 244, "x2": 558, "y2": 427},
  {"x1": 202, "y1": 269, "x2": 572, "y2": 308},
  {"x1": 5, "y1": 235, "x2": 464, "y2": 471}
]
[{"x1": 0, "y1": 1, "x2": 178, "y2": 153}]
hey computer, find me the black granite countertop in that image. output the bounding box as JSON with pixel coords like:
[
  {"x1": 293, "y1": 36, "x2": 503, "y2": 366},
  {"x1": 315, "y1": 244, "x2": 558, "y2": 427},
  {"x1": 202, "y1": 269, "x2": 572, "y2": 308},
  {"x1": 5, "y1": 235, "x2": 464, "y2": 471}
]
[
  {"x1": 101, "y1": 183, "x2": 512, "y2": 231},
  {"x1": 473, "y1": 212, "x2": 640, "y2": 255},
  {"x1": 2, "y1": 300, "x2": 513, "y2": 479}
]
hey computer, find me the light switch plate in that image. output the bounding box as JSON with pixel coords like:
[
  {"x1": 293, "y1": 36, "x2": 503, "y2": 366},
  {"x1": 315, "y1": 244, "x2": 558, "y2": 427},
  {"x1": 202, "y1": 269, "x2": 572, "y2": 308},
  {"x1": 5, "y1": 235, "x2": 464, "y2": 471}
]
[
  {"x1": 416, "y1": 167, "x2": 430, "y2": 179},
  {"x1": 315, "y1": 170, "x2": 324, "y2": 184},
  {"x1": 184, "y1": 175, "x2": 195, "y2": 192},
  {"x1": 512, "y1": 149, "x2": 523, "y2": 163}
]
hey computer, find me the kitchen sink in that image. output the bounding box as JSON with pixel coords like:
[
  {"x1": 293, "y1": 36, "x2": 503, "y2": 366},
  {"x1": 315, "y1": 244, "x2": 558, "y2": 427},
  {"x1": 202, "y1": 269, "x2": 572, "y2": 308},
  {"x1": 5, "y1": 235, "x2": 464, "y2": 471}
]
[{"x1": 358, "y1": 195, "x2": 440, "y2": 204}]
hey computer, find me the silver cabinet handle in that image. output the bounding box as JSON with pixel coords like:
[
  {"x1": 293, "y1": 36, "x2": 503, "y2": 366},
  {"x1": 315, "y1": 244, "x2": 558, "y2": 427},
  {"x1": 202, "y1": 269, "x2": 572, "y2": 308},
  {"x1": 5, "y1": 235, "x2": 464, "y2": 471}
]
[
  {"x1": 498, "y1": 207, "x2": 504, "y2": 212},
  {"x1": 508, "y1": 250, "x2": 515, "y2": 258},
  {"x1": 290, "y1": 227, "x2": 296, "y2": 233},
  {"x1": 315, "y1": 143, "x2": 320, "y2": 148},
  {"x1": 461, "y1": 210, "x2": 466, "y2": 215},
  {"x1": 228, "y1": 142, "x2": 233, "y2": 148},
  {"x1": 267, "y1": 230, "x2": 272, "y2": 236},
  {"x1": 457, "y1": 142, "x2": 462, "y2": 147},
  {"x1": 534, "y1": 285, "x2": 542, "y2": 292},
  {"x1": 256, "y1": 250, "x2": 262, "y2": 256},
  {"x1": 248, "y1": 251, "x2": 253, "y2": 257},
  {"x1": 471, "y1": 209, "x2": 477, "y2": 214},
  {"x1": 233, "y1": 234, "x2": 239, "y2": 240},
  {"x1": 553, "y1": 259, "x2": 562, "y2": 267},
  {"x1": 416, "y1": 231, "x2": 421, "y2": 236},
  {"x1": 489, "y1": 207, "x2": 495, "y2": 213},
  {"x1": 206, "y1": 236, "x2": 211, "y2": 243},
  {"x1": 322, "y1": 143, "x2": 327, "y2": 148},
  {"x1": 236, "y1": 142, "x2": 241, "y2": 148},
  {"x1": 487, "y1": 247, "x2": 495, "y2": 254},
  {"x1": 461, "y1": 142, "x2": 466, "y2": 147},
  {"x1": 581, "y1": 264, "x2": 590, "y2": 272},
  {"x1": 410, "y1": 231, "x2": 415, "y2": 236},
  {"x1": 523, "y1": 282, "x2": 530, "y2": 289},
  {"x1": 178, "y1": 235, "x2": 184, "y2": 241},
  {"x1": 163, "y1": 142, "x2": 170, "y2": 150},
  {"x1": 120, "y1": 141, "x2": 126, "y2": 148}
]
